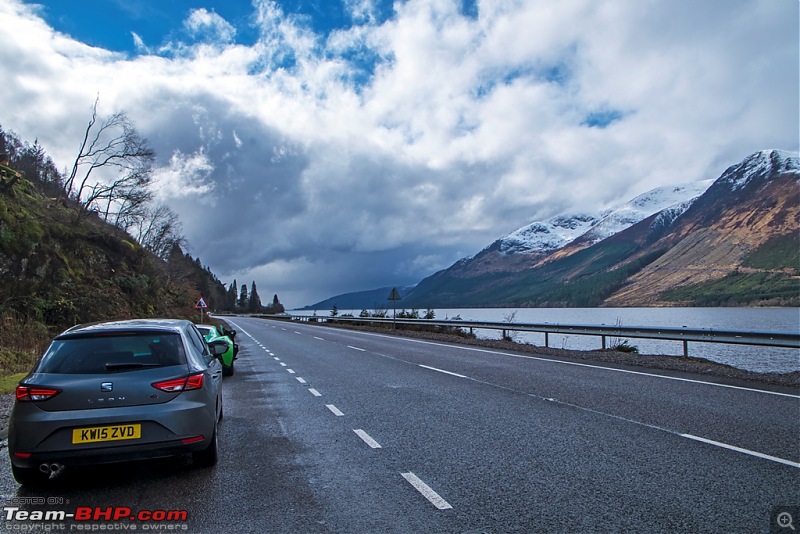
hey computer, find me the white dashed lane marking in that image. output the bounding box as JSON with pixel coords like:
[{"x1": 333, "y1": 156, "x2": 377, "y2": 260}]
[
  {"x1": 326, "y1": 404, "x2": 345, "y2": 416},
  {"x1": 353, "y1": 429, "x2": 382, "y2": 449},
  {"x1": 401, "y1": 472, "x2": 452, "y2": 510}
]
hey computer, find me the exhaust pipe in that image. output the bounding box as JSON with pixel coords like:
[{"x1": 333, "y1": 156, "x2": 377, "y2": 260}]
[{"x1": 39, "y1": 463, "x2": 65, "y2": 479}]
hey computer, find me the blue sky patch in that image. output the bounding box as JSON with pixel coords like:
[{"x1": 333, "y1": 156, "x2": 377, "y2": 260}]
[
  {"x1": 33, "y1": 0, "x2": 260, "y2": 55},
  {"x1": 582, "y1": 110, "x2": 625, "y2": 128}
]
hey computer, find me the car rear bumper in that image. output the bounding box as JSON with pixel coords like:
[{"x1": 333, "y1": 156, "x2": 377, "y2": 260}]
[
  {"x1": 9, "y1": 438, "x2": 210, "y2": 469},
  {"x1": 9, "y1": 396, "x2": 217, "y2": 468}
]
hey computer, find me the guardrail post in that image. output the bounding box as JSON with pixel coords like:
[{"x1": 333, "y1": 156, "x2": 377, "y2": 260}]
[
  {"x1": 602, "y1": 335, "x2": 606, "y2": 350},
  {"x1": 683, "y1": 340, "x2": 688, "y2": 358},
  {"x1": 544, "y1": 332, "x2": 549, "y2": 348}
]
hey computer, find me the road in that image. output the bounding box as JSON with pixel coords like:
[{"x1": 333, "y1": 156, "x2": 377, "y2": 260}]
[{"x1": 1, "y1": 316, "x2": 798, "y2": 533}]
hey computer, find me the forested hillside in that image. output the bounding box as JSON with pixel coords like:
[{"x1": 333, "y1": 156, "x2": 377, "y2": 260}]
[{"x1": 0, "y1": 125, "x2": 228, "y2": 375}]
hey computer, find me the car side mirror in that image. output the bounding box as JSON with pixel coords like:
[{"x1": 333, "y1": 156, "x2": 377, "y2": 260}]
[
  {"x1": 208, "y1": 340, "x2": 228, "y2": 357},
  {"x1": 226, "y1": 329, "x2": 237, "y2": 339}
]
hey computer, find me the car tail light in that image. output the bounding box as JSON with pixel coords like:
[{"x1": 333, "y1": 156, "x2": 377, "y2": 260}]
[
  {"x1": 181, "y1": 435, "x2": 205, "y2": 444},
  {"x1": 152, "y1": 373, "x2": 205, "y2": 392},
  {"x1": 15, "y1": 386, "x2": 61, "y2": 402}
]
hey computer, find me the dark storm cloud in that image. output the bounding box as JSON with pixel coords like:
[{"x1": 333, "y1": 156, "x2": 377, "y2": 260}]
[{"x1": 0, "y1": 0, "x2": 796, "y2": 307}]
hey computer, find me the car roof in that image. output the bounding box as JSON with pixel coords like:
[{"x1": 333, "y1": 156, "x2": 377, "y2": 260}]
[{"x1": 58, "y1": 319, "x2": 193, "y2": 338}]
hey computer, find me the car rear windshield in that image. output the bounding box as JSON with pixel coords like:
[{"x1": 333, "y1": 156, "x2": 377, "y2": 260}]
[{"x1": 36, "y1": 332, "x2": 187, "y2": 374}]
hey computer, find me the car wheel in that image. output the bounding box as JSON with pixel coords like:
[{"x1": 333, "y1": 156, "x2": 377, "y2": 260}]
[
  {"x1": 222, "y1": 362, "x2": 234, "y2": 376},
  {"x1": 11, "y1": 464, "x2": 48, "y2": 486},
  {"x1": 192, "y1": 425, "x2": 218, "y2": 468}
]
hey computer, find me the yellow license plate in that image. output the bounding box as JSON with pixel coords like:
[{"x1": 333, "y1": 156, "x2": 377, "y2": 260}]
[{"x1": 72, "y1": 424, "x2": 141, "y2": 444}]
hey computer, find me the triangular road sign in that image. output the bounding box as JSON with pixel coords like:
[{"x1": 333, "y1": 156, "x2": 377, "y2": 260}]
[
  {"x1": 195, "y1": 297, "x2": 208, "y2": 309},
  {"x1": 387, "y1": 288, "x2": 402, "y2": 301}
]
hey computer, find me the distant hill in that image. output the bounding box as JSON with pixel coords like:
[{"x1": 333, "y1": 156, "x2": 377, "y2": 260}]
[
  {"x1": 394, "y1": 149, "x2": 799, "y2": 308},
  {"x1": 301, "y1": 285, "x2": 417, "y2": 312}
]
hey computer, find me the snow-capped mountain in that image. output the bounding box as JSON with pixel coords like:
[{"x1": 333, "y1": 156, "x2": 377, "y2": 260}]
[
  {"x1": 402, "y1": 149, "x2": 799, "y2": 308},
  {"x1": 488, "y1": 179, "x2": 713, "y2": 260},
  {"x1": 717, "y1": 149, "x2": 799, "y2": 190},
  {"x1": 581, "y1": 180, "x2": 714, "y2": 244},
  {"x1": 497, "y1": 214, "x2": 597, "y2": 255},
  {"x1": 306, "y1": 149, "x2": 799, "y2": 310}
]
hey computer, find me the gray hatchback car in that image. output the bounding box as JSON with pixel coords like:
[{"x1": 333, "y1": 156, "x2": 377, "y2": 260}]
[{"x1": 8, "y1": 319, "x2": 225, "y2": 485}]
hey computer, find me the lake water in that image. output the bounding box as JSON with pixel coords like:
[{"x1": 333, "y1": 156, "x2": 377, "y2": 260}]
[{"x1": 292, "y1": 307, "x2": 800, "y2": 374}]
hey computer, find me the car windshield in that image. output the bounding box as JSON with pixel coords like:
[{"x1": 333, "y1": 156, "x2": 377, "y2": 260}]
[{"x1": 36, "y1": 332, "x2": 187, "y2": 374}]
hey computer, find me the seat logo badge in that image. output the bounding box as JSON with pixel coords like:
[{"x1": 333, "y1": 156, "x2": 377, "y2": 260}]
[{"x1": 101, "y1": 382, "x2": 113, "y2": 392}]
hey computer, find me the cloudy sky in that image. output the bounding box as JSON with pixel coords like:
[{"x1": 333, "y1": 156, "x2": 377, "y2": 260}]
[{"x1": 0, "y1": 0, "x2": 797, "y2": 308}]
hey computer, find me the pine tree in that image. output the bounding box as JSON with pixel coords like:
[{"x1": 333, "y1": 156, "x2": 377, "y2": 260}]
[
  {"x1": 248, "y1": 281, "x2": 262, "y2": 312},
  {"x1": 271, "y1": 294, "x2": 285, "y2": 314},
  {"x1": 227, "y1": 279, "x2": 238, "y2": 311},
  {"x1": 239, "y1": 283, "x2": 248, "y2": 309}
]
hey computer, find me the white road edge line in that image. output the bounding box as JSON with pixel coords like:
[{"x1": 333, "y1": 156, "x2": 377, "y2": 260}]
[
  {"x1": 314, "y1": 336, "x2": 325, "y2": 341},
  {"x1": 326, "y1": 404, "x2": 345, "y2": 416},
  {"x1": 348, "y1": 345, "x2": 366, "y2": 351},
  {"x1": 401, "y1": 472, "x2": 453, "y2": 510},
  {"x1": 346, "y1": 330, "x2": 798, "y2": 398},
  {"x1": 309, "y1": 388, "x2": 322, "y2": 397},
  {"x1": 681, "y1": 433, "x2": 800, "y2": 469},
  {"x1": 353, "y1": 429, "x2": 382, "y2": 449},
  {"x1": 419, "y1": 364, "x2": 467, "y2": 379}
]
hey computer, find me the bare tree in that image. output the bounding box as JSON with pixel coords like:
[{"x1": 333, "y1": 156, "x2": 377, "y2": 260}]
[
  {"x1": 131, "y1": 204, "x2": 186, "y2": 260},
  {"x1": 64, "y1": 98, "x2": 155, "y2": 224}
]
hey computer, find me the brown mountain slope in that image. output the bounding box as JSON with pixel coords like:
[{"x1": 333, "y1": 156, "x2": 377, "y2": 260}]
[{"x1": 605, "y1": 151, "x2": 799, "y2": 306}]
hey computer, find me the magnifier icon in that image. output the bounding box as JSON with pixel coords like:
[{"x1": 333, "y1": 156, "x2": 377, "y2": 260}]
[{"x1": 778, "y1": 512, "x2": 796, "y2": 531}]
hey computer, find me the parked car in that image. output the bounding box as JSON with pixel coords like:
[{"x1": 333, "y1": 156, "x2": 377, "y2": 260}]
[
  {"x1": 196, "y1": 323, "x2": 238, "y2": 376},
  {"x1": 8, "y1": 318, "x2": 225, "y2": 485}
]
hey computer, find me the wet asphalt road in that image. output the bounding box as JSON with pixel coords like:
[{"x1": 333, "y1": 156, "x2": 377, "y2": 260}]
[{"x1": 1, "y1": 316, "x2": 798, "y2": 533}]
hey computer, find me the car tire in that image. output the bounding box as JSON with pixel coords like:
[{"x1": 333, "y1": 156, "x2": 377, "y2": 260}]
[
  {"x1": 222, "y1": 362, "x2": 234, "y2": 376},
  {"x1": 192, "y1": 425, "x2": 218, "y2": 468},
  {"x1": 11, "y1": 464, "x2": 48, "y2": 486}
]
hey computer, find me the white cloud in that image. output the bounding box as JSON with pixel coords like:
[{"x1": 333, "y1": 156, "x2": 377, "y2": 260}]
[
  {"x1": 184, "y1": 8, "x2": 236, "y2": 44},
  {"x1": 0, "y1": 0, "x2": 796, "y2": 307},
  {"x1": 153, "y1": 150, "x2": 216, "y2": 199},
  {"x1": 131, "y1": 32, "x2": 149, "y2": 54}
]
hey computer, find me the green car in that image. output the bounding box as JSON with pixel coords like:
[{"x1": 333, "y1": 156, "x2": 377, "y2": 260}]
[{"x1": 197, "y1": 324, "x2": 238, "y2": 376}]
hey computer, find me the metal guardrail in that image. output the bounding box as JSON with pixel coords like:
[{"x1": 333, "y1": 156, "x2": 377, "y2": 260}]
[{"x1": 283, "y1": 314, "x2": 800, "y2": 357}]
